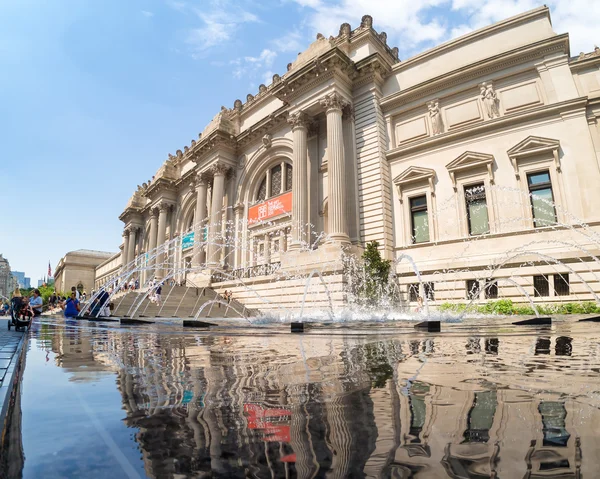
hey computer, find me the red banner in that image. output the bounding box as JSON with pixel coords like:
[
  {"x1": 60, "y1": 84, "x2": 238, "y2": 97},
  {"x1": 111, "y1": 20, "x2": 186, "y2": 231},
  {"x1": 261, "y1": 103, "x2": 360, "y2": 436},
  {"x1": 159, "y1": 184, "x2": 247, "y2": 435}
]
[{"x1": 248, "y1": 191, "x2": 292, "y2": 224}]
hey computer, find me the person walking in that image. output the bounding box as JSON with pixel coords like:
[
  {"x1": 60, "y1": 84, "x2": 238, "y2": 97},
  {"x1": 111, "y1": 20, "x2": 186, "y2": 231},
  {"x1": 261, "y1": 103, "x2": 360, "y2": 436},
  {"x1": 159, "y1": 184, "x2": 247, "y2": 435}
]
[
  {"x1": 71, "y1": 286, "x2": 80, "y2": 301},
  {"x1": 154, "y1": 283, "x2": 162, "y2": 307}
]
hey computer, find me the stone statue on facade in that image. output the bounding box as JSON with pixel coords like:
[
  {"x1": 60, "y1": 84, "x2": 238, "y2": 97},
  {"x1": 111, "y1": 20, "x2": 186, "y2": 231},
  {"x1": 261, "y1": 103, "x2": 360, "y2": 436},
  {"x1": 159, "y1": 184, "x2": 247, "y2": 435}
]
[
  {"x1": 480, "y1": 82, "x2": 500, "y2": 119},
  {"x1": 427, "y1": 100, "x2": 443, "y2": 135}
]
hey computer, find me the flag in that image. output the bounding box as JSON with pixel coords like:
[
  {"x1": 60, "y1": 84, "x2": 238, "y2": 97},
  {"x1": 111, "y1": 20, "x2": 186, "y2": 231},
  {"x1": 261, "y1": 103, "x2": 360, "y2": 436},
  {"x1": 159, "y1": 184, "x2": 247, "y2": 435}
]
[{"x1": 48, "y1": 261, "x2": 52, "y2": 278}]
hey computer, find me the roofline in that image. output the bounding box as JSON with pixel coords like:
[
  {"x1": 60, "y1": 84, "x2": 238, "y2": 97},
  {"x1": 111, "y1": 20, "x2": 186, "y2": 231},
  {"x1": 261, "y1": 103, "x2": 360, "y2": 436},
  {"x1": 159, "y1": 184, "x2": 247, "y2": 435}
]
[{"x1": 392, "y1": 6, "x2": 552, "y2": 73}]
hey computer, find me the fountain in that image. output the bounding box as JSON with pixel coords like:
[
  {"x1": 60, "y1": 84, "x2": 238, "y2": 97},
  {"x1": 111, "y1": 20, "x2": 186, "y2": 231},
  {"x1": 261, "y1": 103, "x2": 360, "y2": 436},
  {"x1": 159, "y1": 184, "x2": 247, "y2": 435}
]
[{"x1": 75, "y1": 182, "x2": 600, "y2": 328}]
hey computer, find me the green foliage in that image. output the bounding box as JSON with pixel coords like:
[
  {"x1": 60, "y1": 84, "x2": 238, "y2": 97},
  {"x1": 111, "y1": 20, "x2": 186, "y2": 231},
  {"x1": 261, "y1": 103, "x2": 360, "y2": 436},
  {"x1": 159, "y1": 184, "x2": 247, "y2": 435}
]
[
  {"x1": 358, "y1": 241, "x2": 392, "y2": 306},
  {"x1": 438, "y1": 299, "x2": 600, "y2": 315}
]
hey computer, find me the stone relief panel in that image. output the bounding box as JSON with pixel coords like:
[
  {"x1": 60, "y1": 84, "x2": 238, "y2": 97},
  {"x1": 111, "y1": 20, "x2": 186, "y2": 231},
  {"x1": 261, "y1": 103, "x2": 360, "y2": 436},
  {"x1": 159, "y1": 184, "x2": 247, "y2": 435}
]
[
  {"x1": 499, "y1": 81, "x2": 542, "y2": 113},
  {"x1": 445, "y1": 98, "x2": 483, "y2": 129},
  {"x1": 479, "y1": 81, "x2": 501, "y2": 119},
  {"x1": 395, "y1": 116, "x2": 429, "y2": 144}
]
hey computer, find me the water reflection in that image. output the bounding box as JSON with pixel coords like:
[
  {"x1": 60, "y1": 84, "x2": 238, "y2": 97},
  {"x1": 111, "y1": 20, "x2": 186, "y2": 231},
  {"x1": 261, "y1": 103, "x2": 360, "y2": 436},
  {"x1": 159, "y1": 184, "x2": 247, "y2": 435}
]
[{"x1": 16, "y1": 320, "x2": 600, "y2": 478}]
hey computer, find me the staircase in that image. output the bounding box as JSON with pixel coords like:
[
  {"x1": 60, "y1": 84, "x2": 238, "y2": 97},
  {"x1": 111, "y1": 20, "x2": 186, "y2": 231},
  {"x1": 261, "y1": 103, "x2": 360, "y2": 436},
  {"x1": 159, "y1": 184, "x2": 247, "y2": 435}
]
[{"x1": 109, "y1": 285, "x2": 254, "y2": 319}]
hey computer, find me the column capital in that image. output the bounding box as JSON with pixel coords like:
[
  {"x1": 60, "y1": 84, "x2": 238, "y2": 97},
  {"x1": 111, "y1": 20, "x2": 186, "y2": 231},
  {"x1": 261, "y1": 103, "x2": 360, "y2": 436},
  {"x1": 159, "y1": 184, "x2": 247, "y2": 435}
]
[
  {"x1": 194, "y1": 170, "x2": 210, "y2": 187},
  {"x1": 233, "y1": 202, "x2": 245, "y2": 213},
  {"x1": 123, "y1": 228, "x2": 131, "y2": 237},
  {"x1": 210, "y1": 162, "x2": 230, "y2": 177},
  {"x1": 157, "y1": 201, "x2": 172, "y2": 212},
  {"x1": 342, "y1": 105, "x2": 355, "y2": 122},
  {"x1": 320, "y1": 92, "x2": 348, "y2": 114},
  {"x1": 287, "y1": 111, "x2": 310, "y2": 131},
  {"x1": 149, "y1": 207, "x2": 159, "y2": 219}
]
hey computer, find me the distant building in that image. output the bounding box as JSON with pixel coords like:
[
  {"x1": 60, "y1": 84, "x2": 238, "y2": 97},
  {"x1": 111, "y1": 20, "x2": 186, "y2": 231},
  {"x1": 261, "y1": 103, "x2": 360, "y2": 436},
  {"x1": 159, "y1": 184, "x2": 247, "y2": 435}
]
[
  {"x1": 0, "y1": 255, "x2": 15, "y2": 299},
  {"x1": 54, "y1": 250, "x2": 115, "y2": 294},
  {"x1": 11, "y1": 271, "x2": 31, "y2": 289}
]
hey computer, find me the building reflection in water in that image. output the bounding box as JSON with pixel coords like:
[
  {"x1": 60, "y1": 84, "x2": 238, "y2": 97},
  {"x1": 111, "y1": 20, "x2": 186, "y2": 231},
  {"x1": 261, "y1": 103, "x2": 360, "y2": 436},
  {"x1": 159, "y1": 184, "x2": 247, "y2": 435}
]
[{"x1": 45, "y1": 324, "x2": 600, "y2": 479}]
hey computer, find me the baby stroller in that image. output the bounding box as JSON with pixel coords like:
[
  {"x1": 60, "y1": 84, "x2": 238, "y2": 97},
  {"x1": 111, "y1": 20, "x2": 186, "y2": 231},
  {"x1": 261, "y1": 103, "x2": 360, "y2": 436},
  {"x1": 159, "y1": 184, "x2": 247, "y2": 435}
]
[{"x1": 9, "y1": 297, "x2": 33, "y2": 331}]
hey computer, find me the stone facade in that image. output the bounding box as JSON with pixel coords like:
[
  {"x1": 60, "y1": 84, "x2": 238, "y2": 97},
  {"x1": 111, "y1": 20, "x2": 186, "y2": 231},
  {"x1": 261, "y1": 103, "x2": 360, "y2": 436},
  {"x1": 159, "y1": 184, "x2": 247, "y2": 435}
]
[
  {"x1": 115, "y1": 7, "x2": 600, "y2": 310},
  {"x1": 0, "y1": 255, "x2": 16, "y2": 299},
  {"x1": 54, "y1": 250, "x2": 114, "y2": 295}
]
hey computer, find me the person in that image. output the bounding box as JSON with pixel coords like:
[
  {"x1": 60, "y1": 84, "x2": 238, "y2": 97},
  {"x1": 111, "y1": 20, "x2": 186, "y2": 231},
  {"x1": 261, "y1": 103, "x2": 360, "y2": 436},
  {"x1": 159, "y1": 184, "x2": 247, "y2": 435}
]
[
  {"x1": 415, "y1": 296, "x2": 424, "y2": 313},
  {"x1": 89, "y1": 289, "x2": 110, "y2": 317},
  {"x1": 63, "y1": 292, "x2": 80, "y2": 318},
  {"x1": 227, "y1": 291, "x2": 233, "y2": 304},
  {"x1": 71, "y1": 286, "x2": 80, "y2": 301},
  {"x1": 134, "y1": 278, "x2": 139, "y2": 290},
  {"x1": 29, "y1": 289, "x2": 44, "y2": 317},
  {"x1": 223, "y1": 290, "x2": 228, "y2": 302},
  {"x1": 82, "y1": 291, "x2": 87, "y2": 302},
  {"x1": 154, "y1": 283, "x2": 162, "y2": 307}
]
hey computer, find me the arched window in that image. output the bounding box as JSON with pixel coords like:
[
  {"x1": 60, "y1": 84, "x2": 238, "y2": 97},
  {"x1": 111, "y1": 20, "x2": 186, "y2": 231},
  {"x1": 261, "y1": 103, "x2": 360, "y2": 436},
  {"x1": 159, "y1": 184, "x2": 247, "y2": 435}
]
[{"x1": 255, "y1": 162, "x2": 292, "y2": 202}]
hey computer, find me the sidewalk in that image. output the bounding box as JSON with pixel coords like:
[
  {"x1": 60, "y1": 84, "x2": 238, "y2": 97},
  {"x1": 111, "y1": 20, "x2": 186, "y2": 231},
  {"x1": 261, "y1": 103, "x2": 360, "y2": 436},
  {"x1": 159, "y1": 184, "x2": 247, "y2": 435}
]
[{"x1": 0, "y1": 318, "x2": 27, "y2": 438}]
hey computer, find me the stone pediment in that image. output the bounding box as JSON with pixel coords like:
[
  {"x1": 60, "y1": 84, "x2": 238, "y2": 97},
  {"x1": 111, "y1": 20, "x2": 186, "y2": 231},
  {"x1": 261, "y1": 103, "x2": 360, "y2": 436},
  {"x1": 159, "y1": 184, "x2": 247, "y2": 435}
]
[
  {"x1": 507, "y1": 136, "x2": 560, "y2": 176},
  {"x1": 446, "y1": 151, "x2": 494, "y2": 188},
  {"x1": 507, "y1": 136, "x2": 560, "y2": 158},
  {"x1": 393, "y1": 166, "x2": 435, "y2": 196}
]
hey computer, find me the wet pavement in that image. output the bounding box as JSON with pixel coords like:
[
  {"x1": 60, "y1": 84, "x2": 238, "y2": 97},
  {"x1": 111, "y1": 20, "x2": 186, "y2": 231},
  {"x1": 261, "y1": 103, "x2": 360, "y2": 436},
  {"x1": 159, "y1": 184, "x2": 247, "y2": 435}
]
[{"x1": 9, "y1": 316, "x2": 600, "y2": 478}]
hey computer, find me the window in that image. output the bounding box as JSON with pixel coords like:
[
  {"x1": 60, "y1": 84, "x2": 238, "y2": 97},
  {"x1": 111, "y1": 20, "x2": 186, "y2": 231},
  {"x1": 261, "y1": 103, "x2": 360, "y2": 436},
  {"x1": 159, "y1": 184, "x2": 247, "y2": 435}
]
[
  {"x1": 466, "y1": 280, "x2": 481, "y2": 300},
  {"x1": 257, "y1": 178, "x2": 267, "y2": 202},
  {"x1": 285, "y1": 164, "x2": 293, "y2": 192},
  {"x1": 255, "y1": 163, "x2": 293, "y2": 203},
  {"x1": 533, "y1": 275, "x2": 549, "y2": 297},
  {"x1": 410, "y1": 196, "x2": 430, "y2": 244},
  {"x1": 424, "y1": 282, "x2": 434, "y2": 301},
  {"x1": 465, "y1": 183, "x2": 490, "y2": 235},
  {"x1": 270, "y1": 165, "x2": 282, "y2": 197},
  {"x1": 484, "y1": 279, "x2": 498, "y2": 299},
  {"x1": 408, "y1": 283, "x2": 419, "y2": 302},
  {"x1": 527, "y1": 171, "x2": 556, "y2": 227},
  {"x1": 554, "y1": 274, "x2": 569, "y2": 296}
]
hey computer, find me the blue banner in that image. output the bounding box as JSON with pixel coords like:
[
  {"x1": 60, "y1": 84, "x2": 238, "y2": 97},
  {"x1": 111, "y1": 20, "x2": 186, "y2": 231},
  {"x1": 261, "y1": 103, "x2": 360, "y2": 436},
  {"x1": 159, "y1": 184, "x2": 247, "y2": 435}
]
[{"x1": 182, "y1": 232, "x2": 194, "y2": 250}]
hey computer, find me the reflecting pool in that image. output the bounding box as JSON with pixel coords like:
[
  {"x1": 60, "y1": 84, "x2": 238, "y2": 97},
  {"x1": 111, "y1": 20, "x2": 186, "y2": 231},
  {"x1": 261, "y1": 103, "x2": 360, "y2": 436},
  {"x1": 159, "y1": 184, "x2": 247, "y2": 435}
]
[{"x1": 12, "y1": 317, "x2": 600, "y2": 478}]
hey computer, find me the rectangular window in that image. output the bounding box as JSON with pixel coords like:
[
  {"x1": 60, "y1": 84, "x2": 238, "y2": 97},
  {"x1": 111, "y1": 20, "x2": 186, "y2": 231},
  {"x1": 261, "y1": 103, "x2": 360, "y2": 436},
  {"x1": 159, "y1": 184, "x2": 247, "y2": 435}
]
[
  {"x1": 424, "y1": 282, "x2": 435, "y2": 301},
  {"x1": 466, "y1": 280, "x2": 481, "y2": 300},
  {"x1": 465, "y1": 183, "x2": 490, "y2": 235},
  {"x1": 554, "y1": 274, "x2": 569, "y2": 296},
  {"x1": 527, "y1": 171, "x2": 557, "y2": 227},
  {"x1": 533, "y1": 275, "x2": 549, "y2": 297},
  {"x1": 408, "y1": 283, "x2": 419, "y2": 302},
  {"x1": 484, "y1": 280, "x2": 498, "y2": 299},
  {"x1": 410, "y1": 196, "x2": 430, "y2": 244}
]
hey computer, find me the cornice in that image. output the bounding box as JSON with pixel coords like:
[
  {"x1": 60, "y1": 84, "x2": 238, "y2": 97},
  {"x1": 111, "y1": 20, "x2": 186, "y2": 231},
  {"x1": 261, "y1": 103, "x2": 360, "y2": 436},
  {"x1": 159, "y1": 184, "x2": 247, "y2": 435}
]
[
  {"x1": 386, "y1": 97, "x2": 587, "y2": 161},
  {"x1": 570, "y1": 49, "x2": 600, "y2": 72},
  {"x1": 118, "y1": 206, "x2": 143, "y2": 223},
  {"x1": 189, "y1": 129, "x2": 237, "y2": 164},
  {"x1": 236, "y1": 107, "x2": 289, "y2": 149},
  {"x1": 271, "y1": 47, "x2": 356, "y2": 104},
  {"x1": 391, "y1": 6, "x2": 550, "y2": 73},
  {"x1": 143, "y1": 177, "x2": 176, "y2": 199},
  {"x1": 353, "y1": 53, "x2": 393, "y2": 90},
  {"x1": 381, "y1": 34, "x2": 570, "y2": 112}
]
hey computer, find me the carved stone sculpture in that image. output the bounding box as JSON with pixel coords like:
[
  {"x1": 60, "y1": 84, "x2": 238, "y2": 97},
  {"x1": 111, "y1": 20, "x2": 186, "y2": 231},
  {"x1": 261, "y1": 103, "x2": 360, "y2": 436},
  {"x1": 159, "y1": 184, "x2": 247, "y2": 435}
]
[
  {"x1": 427, "y1": 100, "x2": 444, "y2": 135},
  {"x1": 272, "y1": 73, "x2": 281, "y2": 84},
  {"x1": 339, "y1": 23, "x2": 351, "y2": 37},
  {"x1": 287, "y1": 111, "x2": 309, "y2": 130},
  {"x1": 379, "y1": 32, "x2": 387, "y2": 43},
  {"x1": 287, "y1": 63, "x2": 292, "y2": 71},
  {"x1": 246, "y1": 93, "x2": 254, "y2": 102},
  {"x1": 361, "y1": 15, "x2": 373, "y2": 29},
  {"x1": 479, "y1": 81, "x2": 500, "y2": 119},
  {"x1": 262, "y1": 134, "x2": 272, "y2": 148},
  {"x1": 316, "y1": 33, "x2": 324, "y2": 40},
  {"x1": 233, "y1": 99, "x2": 243, "y2": 111}
]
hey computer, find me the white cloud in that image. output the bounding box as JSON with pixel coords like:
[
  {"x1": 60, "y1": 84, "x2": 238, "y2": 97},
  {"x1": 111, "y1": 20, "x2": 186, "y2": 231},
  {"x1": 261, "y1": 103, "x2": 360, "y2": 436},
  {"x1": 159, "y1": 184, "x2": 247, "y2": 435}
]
[
  {"x1": 271, "y1": 29, "x2": 304, "y2": 53},
  {"x1": 232, "y1": 48, "x2": 278, "y2": 79},
  {"x1": 141, "y1": 10, "x2": 154, "y2": 17}
]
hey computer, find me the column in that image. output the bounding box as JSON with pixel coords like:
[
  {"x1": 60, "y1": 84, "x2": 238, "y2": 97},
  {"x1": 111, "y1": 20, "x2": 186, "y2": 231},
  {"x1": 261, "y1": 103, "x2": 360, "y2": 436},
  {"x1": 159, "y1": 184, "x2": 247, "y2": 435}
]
[
  {"x1": 233, "y1": 203, "x2": 244, "y2": 269},
  {"x1": 264, "y1": 234, "x2": 271, "y2": 265},
  {"x1": 288, "y1": 111, "x2": 309, "y2": 249},
  {"x1": 122, "y1": 229, "x2": 130, "y2": 269},
  {"x1": 320, "y1": 92, "x2": 350, "y2": 244},
  {"x1": 147, "y1": 208, "x2": 158, "y2": 278},
  {"x1": 156, "y1": 203, "x2": 169, "y2": 279},
  {"x1": 207, "y1": 163, "x2": 228, "y2": 266},
  {"x1": 192, "y1": 174, "x2": 208, "y2": 268},
  {"x1": 126, "y1": 227, "x2": 137, "y2": 269}
]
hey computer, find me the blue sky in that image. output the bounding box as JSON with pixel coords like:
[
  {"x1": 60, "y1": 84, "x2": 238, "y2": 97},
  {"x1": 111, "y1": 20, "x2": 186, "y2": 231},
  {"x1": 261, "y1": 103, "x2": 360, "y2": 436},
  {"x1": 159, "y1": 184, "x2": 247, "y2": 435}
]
[{"x1": 0, "y1": 0, "x2": 597, "y2": 283}]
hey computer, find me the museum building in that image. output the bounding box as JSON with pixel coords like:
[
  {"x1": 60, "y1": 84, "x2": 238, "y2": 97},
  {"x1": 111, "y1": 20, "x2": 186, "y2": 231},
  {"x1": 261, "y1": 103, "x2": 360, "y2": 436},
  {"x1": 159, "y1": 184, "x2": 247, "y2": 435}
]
[{"x1": 103, "y1": 7, "x2": 600, "y2": 310}]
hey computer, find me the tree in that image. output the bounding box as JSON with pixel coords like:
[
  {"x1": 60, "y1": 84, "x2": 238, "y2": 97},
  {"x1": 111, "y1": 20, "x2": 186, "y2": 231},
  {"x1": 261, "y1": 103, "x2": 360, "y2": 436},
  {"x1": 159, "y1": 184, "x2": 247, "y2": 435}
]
[{"x1": 359, "y1": 241, "x2": 392, "y2": 306}]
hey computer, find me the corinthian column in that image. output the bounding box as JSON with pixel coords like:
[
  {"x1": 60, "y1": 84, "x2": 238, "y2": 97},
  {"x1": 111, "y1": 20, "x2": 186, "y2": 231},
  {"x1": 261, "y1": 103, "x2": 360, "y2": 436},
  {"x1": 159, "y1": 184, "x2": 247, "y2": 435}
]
[
  {"x1": 127, "y1": 226, "x2": 137, "y2": 268},
  {"x1": 320, "y1": 92, "x2": 350, "y2": 244},
  {"x1": 288, "y1": 111, "x2": 309, "y2": 249},
  {"x1": 122, "y1": 229, "x2": 130, "y2": 269},
  {"x1": 192, "y1": 173, "x2": 209, "y2": 268},
  {"x1": 155, "y1": 202, "x2": 169, "y2": 279},
  {"x1": 207, "y1": 164, "x2": 228, "y2": 266},
  {"x1": 147, "y1": 208, "x2": 158, "y2": 278}
]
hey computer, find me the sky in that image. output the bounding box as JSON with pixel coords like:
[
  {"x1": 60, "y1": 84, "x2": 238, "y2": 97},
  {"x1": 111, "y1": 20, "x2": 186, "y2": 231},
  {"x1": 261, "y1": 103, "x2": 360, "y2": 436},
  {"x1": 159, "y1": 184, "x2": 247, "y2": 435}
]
[{"x1": 0, "y1": 0, "x2": 598, "y2": 283}]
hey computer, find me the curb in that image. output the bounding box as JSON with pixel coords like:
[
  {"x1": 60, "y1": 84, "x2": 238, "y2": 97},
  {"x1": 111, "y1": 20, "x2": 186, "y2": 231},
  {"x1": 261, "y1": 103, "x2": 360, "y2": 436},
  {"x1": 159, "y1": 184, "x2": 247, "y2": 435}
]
[{"x1": 0, "y1": 331, "x2": 28, "y2": 449}]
